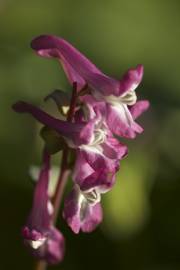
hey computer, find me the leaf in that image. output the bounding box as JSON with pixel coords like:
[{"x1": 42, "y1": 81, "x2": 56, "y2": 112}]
[
  {"x1": 44, "y1": 89, "x2": 70, "y2": 116},
  {"x1": 40, "y1": 126, "x2": 66, "y2": 154}
]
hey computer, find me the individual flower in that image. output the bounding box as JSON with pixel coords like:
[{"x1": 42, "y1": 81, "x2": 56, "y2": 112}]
[
  {"x1": 21, "y1": 149, "x2": 65, "y2": 264},
  {"x1": 31, "y1": 35, "x2": 149, "y2": 138},
  {"x1": 63, "y1": 168, "x2": 115, "y2": 234},
  {"x1": 13, "y1": 100, "x2": 127, "y2": 175},
  {"x1": 13, "y1": 101, "x2": 95, "y2": 147}
]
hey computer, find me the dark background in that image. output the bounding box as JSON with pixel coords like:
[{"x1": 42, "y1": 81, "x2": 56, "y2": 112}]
[{"x1": 0, "y1": 0, "x2": 180, "y2": 269}]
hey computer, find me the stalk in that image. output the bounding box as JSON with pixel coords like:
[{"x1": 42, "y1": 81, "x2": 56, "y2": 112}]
[{"x1": 35, "y1": 83, "x2": 78, "y2": 270}]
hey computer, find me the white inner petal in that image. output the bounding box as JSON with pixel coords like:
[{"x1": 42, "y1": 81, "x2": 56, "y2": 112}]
[
  {"x1": 47, "y1": 200, "x2": 54, "y2": 215},
  {"x1": 80, "y1": 144, "x2": 103, "y2": 155},
  {"x1": 79, "y1": 121, "x2": 107, "y2": 154},
  {"x1": 83, "y1": 189, "x2": 101, "y2": 205},
  {"x1": 111, "y1": 103, "x2": 134, "y2": 126},
  {"x1": 126, "y1": 83, "x2": 139, "y2": 93},
  {"x1": 75, "y1": 184, "x2": 101, "y2": 208},
  {"x1": 28, "y1": 238, "x2": 46, "y2": 249},
  {"x1": 90, "y1": 128, "x2": 107, "y2": 146},
  {"x1": 120, "y1": 89, "x2": 137, "y2": 105},
  {"x1": 105, "y1": 90, "x2": 137, "y2": 106}
]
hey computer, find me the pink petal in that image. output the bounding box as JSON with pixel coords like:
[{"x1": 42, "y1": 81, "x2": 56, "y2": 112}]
[
  {"x1": 31, "y1": 35, "x2": 101, "y2": 91},
  {"x1": 129, "y1": 100, "x2": 150, "y2": 120}
]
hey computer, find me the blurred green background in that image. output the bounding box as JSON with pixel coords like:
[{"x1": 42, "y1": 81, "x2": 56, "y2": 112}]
[{"x1": 1, "y1": 0, "x2": 180, "y2": 269}]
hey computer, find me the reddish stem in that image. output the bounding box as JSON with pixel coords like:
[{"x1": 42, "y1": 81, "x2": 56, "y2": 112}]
[
  {"x1": 67, "y1": 82, "x2": 78, "y2": 121},
  {"x1": 34, "y1": 83, "x2": 78, "y2": 270},
  {"x1": 35, "y1": 260, "x2": 47, "y2": 270},
  {"x1": 52, "y1": 149, "x2": 70, "y2": 223},
  {"x1": 52, "y1": 82, "x2": 77, "y2": 222}
]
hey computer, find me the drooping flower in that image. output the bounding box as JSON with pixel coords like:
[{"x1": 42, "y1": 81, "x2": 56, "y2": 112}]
[
  {"x1": 21, "y1": 149, "x2": 65, "y2": 264},
  {"x1": 31, "y1": 35, "x2": 149, "y2": 138},
  {"x1": 63, "y1": 168, "x2": 115, "y2": 233}
]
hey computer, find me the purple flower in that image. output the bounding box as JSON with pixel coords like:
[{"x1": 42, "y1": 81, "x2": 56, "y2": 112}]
[
  {"x1": 63, "y1": 169, "x2": 115, "y2": 233},
  {"x1": 13, "y1": 101, "x2": 127, "y2": 174},
  {"x1": 13, "y1": 101, "x2": 95, "y2": 147},
  {"x1": 21, "y1": 150, "x2": 65, "y2": 264},
  {"x1": 31, "y1": 35, "x2": 149, "y2": 138}
]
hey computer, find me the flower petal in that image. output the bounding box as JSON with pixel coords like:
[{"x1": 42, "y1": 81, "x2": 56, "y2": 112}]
[
  {"x1": 31, "y1": 35, "x2": 101, "y2": 90},
  {"x1": 27, "y1": 149, "x2": 51, "y2": 231},
  {"x1": 72, "y1": 150, "x2": 94, "y2": 185},
  {"x1": 13, "y1": 101, "x2": 94, "y2": 146},
  {"x1": 118, "y1": 64, "x2": 144, "y2": 95},
  {"x1": 63, "y1": 186, "x2": 81, "y2": 234},
  {"x1": 79, "y1": 168, "x2": 116, "y2": 193},
  {"x1": 80, "y1": 95, "x2": 104, "y2": 120},
  {"x1": 24, "y1": 227, "x2": 65, "y2": 265},
  {"x1": 106, "y1": 103, "x2": 143, "y2": 138},
  {"x1": 60, "y1": 55, "x2": 86, "y2": 90},
  {"x1": 63, "y1": 185, "x2": 103, "y2": 234},
  {"x1": 129, "y1": 100, "x2": 150, "y2": 120},
  {"x1": 85, "y1": 65, "x2": 143, "y2": 97},
  {"x1": 101, "y1": 136, "x2": 128, "y2": 160},
  {"x1": 44, "y1": 227, "x2": 65, "y2": 265},
  {"x1": 81, "y1": 202, "x2": 103, "y2": 233},
  {"x1": 31, "y1": 35, "x2": 144, "y2": 99},
  {"x1": 83, "y1": 72, "x2": 120, "y2": 96}
]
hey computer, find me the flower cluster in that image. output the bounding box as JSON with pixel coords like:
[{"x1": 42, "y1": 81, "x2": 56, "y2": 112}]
[{"x1": 13, "y1": 35, "x2": 149, "y2": 265}]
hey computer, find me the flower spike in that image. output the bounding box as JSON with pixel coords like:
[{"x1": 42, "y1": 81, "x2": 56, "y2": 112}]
[{"x1": 13, "y1": 34, "x2": 150, "y2": 267}]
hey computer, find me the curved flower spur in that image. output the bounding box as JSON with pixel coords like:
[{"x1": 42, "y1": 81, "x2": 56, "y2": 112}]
[{"x1": 13, "y1": 35, "x2": 149, "y2": 269}]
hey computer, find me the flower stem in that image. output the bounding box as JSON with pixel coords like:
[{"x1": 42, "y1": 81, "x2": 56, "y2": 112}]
[
  {"x1": 35, "y1": 260, "x2": 47, "y2": 270},
  {"x1": 34, "y1": 152, "x2": 70, "y2": 270},
  {"x1": 67, "y1": 82, "x2": 78, "y2": 122},
  {"x1": 52, "y1": 149, "x2": 70, "y2": 223},
  {"x1": 52, "y1": 82, "x2": 77, "y2": 223},
  {"x1": 34, "y1": 83, "x2": 78, "y2": 270}
]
